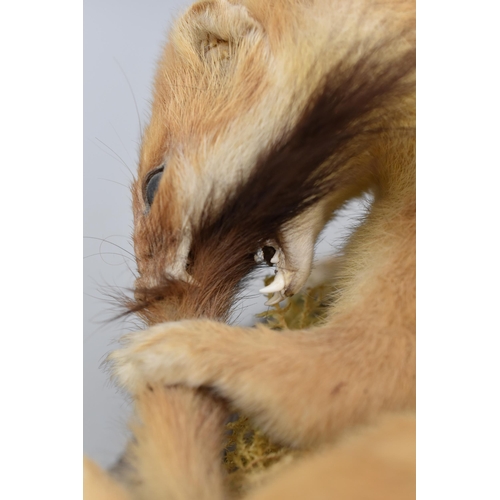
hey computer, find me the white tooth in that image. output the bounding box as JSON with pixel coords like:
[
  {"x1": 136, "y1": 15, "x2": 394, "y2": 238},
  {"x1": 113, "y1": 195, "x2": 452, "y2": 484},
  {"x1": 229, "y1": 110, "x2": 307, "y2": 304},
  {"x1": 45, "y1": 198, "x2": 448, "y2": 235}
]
[
  {"x1": 254, "y1": 248, "x2": 264, "y2": 263},
  {"x1": 265, "y1": 292, "x2": 284, "y2": 306},
  {"x1": 270, "y1": 252, "x2": 280, "y2": 264},
  {"x1": 259, "y1": 271, "x2": 286, "y2": 294}
]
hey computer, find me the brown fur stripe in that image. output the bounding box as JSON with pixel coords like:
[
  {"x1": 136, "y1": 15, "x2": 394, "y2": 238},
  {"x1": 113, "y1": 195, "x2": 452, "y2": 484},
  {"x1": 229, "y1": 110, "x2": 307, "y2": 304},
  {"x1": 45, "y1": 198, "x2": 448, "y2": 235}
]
[{"x1": 125, "y1": 35, "x2": 415, "y2": 323}]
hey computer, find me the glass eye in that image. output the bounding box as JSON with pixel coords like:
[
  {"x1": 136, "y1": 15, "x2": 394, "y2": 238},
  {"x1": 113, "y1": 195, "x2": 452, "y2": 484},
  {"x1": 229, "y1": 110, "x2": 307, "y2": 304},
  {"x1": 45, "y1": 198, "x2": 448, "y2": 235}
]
[{"x1": 144, "y1": 167, "x2": 164, "y2": 207}]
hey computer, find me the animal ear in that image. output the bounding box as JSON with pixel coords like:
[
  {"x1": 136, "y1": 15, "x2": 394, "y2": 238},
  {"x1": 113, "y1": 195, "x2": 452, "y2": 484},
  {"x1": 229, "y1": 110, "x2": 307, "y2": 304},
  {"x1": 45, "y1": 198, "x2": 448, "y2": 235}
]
[{"x1": 179, "y1": 0, "x2": 264, "y2": 64}]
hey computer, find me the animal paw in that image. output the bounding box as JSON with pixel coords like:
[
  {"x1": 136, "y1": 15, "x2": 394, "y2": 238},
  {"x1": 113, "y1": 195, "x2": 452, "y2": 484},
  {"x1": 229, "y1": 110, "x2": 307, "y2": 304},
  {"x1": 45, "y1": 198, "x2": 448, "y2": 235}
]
[{"x1": 108, "y1": 321, "x2": 214, "y2": 394}]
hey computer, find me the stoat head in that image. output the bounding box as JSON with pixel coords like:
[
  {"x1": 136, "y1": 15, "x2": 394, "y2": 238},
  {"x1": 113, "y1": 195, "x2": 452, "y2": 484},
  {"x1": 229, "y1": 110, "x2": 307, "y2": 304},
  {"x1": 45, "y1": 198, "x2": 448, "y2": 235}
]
[{"x1": 129, "y1": 0, "x2": 415, "y2": 322}]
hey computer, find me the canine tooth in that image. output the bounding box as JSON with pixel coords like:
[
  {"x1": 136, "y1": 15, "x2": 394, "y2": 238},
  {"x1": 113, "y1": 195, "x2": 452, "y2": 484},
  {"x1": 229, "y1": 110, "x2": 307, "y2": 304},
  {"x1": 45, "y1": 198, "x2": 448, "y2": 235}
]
[
  {"x1": 259, "y1": 271, "x2": 286, "y2": 294},
  {"x1": 270, "y1": 252, "x2": 280, "y2": 264},
  {"x1": 265, "y1": 292, "x2": 284, "y2": 306}
]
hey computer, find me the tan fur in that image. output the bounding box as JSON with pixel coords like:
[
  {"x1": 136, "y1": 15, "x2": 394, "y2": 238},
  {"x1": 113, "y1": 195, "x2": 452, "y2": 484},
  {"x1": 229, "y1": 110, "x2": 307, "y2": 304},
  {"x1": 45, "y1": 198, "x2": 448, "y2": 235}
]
[
  {"x1": 245, "y1": 413, "x2": 416, "y2": 500},
  {"x1": 84, "y1": 456, "x2": 130, "y2": 500},
  {"x1": 87, "y1": 0, "x2": 416, "y2": 497},
  {"x1": 86, "y1": 412, "x2": 415, "y2": 500},
  {"x1": 123, "y1": 387, "x2": 227, "y2": 500},
  {"x1": 85, "y1": 387, "x2": 228, "y2": 500}
]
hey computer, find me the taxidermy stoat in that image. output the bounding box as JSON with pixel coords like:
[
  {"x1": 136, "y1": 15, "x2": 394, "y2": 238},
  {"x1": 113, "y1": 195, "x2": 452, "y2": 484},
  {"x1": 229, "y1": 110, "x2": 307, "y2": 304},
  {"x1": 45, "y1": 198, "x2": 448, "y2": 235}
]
[{"x1": 85, "y1": 0, "x2": 415, "y2": 498}]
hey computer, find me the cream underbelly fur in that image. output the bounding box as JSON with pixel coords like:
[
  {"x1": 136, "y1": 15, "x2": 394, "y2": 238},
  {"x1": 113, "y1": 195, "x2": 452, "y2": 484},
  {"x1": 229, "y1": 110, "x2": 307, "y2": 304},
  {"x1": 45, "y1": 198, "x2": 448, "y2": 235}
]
[{"x1": 85, "y1": 0, "x2": 416, "y2": 498}]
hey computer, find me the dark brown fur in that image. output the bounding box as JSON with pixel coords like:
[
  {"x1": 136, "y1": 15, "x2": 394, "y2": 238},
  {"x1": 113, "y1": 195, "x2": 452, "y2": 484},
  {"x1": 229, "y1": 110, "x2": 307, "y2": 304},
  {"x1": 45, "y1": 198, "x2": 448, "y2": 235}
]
[
  {"x1": 99, "y1": 2, "x2": 416, "y2": 498},
  {"x1": 126, "y1": 36, "x2": 415, "y2": 325}
]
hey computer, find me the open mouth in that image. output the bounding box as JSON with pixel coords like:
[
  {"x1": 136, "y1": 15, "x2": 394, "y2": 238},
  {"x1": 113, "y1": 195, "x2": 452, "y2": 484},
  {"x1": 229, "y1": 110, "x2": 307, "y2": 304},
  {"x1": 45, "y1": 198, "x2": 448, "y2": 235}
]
[{"x1": 254, "y1": 240, "x2": 293, "y2": 306}]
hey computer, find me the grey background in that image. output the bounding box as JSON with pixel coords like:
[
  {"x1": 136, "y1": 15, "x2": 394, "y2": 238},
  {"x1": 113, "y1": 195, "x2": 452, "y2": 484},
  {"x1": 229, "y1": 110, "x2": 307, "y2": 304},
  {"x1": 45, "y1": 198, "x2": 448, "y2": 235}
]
[{"x1": 84, "y1": 0, "x2": 365, "y2": 468}]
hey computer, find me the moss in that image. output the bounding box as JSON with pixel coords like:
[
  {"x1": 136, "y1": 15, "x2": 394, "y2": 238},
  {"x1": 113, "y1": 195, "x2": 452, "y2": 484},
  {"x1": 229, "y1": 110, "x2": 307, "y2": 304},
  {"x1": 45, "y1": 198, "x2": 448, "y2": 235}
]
[{"x1": 223, "y1": 276, "x2": 333, "y2": 492}]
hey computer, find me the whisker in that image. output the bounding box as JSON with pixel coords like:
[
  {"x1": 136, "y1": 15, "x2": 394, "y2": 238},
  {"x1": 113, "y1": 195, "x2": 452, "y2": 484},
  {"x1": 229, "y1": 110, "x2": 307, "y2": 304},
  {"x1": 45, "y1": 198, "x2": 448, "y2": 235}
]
[
  {"x1": 83, "y1": 236, "x2": 137, "y2": 260},
  {"x1": 93, "y1": 137, "x2": 135, "y2": 180},
  {"x1": 97, "y1": 178, "x2": 130, "y2": 190},
  {"x1": 118, "y1": 254, "x2": 139, "y2": 280},
  {"x1": 113, "y1": 57, "x2": 143, "y2": 140},
  {"x1": 84, "y1": 291, "x2": 109, "y2": 301},
  {"x1": 109, "y1": 121, "x2": 136, "y2": 165},
  {"x1": 89, "y1": 141, "x2": 134, "y2": 183},
  {"x1": 84, "y1": 252, "x2": 135, "y2": 263}
]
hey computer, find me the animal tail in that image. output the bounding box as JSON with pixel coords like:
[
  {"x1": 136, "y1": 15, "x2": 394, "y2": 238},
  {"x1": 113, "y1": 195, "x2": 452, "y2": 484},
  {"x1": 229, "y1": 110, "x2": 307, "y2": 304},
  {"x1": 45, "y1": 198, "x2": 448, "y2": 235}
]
[{"x1": 85, "y1": 386, "x2": 227, "y2": 500}]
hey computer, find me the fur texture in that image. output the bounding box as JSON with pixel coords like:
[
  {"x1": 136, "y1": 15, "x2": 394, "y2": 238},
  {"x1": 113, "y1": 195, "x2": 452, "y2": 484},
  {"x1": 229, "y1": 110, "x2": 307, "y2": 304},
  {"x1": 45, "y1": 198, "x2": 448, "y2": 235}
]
[
  {"x1": 86, "y1": 410, "x2": 415, "y2": 500},
  {"x1": 87, "y1": 0, "x2": 416, "y2": 498}
]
